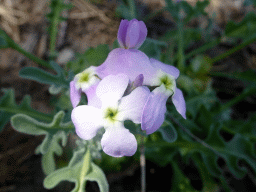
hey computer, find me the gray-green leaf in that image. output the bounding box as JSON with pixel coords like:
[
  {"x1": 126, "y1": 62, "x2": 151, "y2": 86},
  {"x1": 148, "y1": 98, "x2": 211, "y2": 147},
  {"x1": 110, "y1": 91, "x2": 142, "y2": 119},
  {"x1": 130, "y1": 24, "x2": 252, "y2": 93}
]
[{"x1": 11, "y1": 111, "x2": 74, "y2": 175}]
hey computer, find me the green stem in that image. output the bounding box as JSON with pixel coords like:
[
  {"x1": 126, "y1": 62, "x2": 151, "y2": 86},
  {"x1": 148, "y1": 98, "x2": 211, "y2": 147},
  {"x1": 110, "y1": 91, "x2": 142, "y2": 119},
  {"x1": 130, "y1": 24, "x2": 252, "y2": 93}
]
[
  {"x1": 0, "y1": 106, "x2": 53, "y2": 122},
  {"x1": 49, "y1": 0, "x2": 62, "y2": 60},
  {"x1": 211, "y1": 35, "x2": 256, "y2": 63},
  {"x1": 219, "y1": 87, "x2": 256, "y2": 113},
  {"x1": 166, "y1": 113, "x2": 219, "y2": 155},
  {"x1": 185, "y1": 37, "x2": 221, "y2": 60},
  {"x1": 167, "y1": 40, "x2": 175, "y2": 66},
  {"x1": 177, "y1": 13, "x2": 185, "y2": 72},
  {"x1": 128, "y1": 0, "x2": 137, "y2": 19},
  {"x1": 79, "y1": 149, "x2": 91, "y2": 192},
  {"x1": 139, "y1": 134, "x2": 146, "y2": 192},
  {"x1": 12, "y1": 43, "x2": 52, "y2": 69}
]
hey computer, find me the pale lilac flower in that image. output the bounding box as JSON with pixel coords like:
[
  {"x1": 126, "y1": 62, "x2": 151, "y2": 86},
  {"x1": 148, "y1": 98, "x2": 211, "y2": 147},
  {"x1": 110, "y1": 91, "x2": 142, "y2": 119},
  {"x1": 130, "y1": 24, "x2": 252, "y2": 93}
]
[
  {"x1": 141, "y1": 58, "x2": 186, "y2": 134},
  {"x1": 96, "y1": 48, "x2": 156, "y2": 85},
  {"x1": 118, "y1": 19, "x2": 147, "y2": 49},
  {"x1": 87, "y1": 50, "x2": 186, "y2": 135},
  {"x1": 71, "y1": 74, "x2": 150, "y2": 157},
  {"x1": 70, "y1": 19, "x2": 148, "y2": 108},
  {"x1": 70, "y1": 18, "x2": 186, "y2": 137},
  {"x1": 70, "y1": 66, "x2": 100, "y2": 108}
]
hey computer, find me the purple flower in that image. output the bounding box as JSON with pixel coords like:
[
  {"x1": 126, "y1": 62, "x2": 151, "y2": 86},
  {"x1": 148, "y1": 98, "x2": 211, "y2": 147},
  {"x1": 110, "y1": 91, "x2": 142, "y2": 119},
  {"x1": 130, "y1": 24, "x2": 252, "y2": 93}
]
[
  {"x1": 96, "y1": 48, "x2": 156, "y2": 84},
  {"x1": 96, "y1": 50, "x2": 186, "y2": 134},
  {"x1": 70, "y1": 19, "x2": 148, "y2": 108},
  {"x1": 117, "y1": 19, "x2": 147, "y2": 49},
  {"x1": 88, "y1": 50, "x2": 186, "y2": 135},
  {"x1": 70, "y1": 18, "x2": 186, "y2": 140},
  {"x1": 141, "y1": 58, "x2": 186, "y2": 134},
  {"x1": 70, "y1": 66, "x2": 100, "y2": 108},
  {"x1": 71, "y1": 74, "x2": 150, "y2": 157}
]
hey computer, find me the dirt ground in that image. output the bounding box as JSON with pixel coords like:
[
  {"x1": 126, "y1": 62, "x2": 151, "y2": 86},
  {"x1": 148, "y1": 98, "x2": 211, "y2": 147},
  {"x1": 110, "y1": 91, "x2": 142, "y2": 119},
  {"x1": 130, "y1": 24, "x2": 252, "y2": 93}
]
[{"x1": 0, "y1": 0, "x2": 256, "y2": 191}]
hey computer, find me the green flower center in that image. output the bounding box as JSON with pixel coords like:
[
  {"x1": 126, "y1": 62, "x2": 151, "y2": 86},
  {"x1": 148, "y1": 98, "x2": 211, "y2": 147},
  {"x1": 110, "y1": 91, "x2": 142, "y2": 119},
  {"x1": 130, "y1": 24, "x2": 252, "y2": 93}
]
[
  {"x1": 78, "y1": 72, "x2": 90, "y2": 83},
  {"x1": 104, "y1": 108, "x2": 118, "y2": 122},
  {"x1": 160, "y1": 75, "x2": 174, "y2": 90}
]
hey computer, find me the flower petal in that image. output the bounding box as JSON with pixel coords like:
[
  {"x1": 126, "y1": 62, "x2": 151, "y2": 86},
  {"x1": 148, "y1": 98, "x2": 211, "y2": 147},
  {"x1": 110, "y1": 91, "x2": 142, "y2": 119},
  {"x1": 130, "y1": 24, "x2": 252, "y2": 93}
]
[
  {"x1": 141, "y1": 86, "x2": 168, "y2": 134},
  {"x1": 96, "y1": 74, "x2": 129, "y2": 104},
  {"x1": 117, "y1": 19, "x2": 129, "y2": 48},
  {"x1": 133, "y1": 74, "x2": 144, "y2": 87},
  {"x1": 134, "y1": 20, "x2": 147, "y2": 49},
  {"x1": 126, "y1": 19, "x2": 140, "y2": 49},
  {"x1": 150, "y1": 58, "x2": 180, "y2": 79},
  {"x1": 96, "y1": 48, "x2": 157, "y2": 85},
  {"x1": 118, "y1": 86, "x2": 150, "y2": 124},
  {"x1": 70, "y1": 80, "x2": 81, "y2": 108},
  {"x1": 84, "y1": 82, "x2": 102, "y2": 109},
  {"x1": 71, "y1": 105, "x2": 103, "y2": 140},
  {"x1": 101, "y1": 125, "x2": 137, "y2": 157},
  {"x1": 172, "y1": 88, "x2": 186, "y2": 119}
]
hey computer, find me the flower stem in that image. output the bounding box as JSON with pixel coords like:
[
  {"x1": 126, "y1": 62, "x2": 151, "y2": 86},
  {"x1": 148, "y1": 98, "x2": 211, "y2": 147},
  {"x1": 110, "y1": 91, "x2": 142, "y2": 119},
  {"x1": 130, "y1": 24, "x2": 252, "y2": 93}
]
[
  {"x1": 211, "y1": 35, "x2": 256, "y2": 63},
  {"x1": 128, "y1": 0, "x2": 137, "y2": 19},
  {"x1": 185, "y1": 38, "x2": 221, "y2": 60},
  {"x1": 177, "y1": 9, "x2": 185, "y2": 72},
  {"x1": 139, "y1": 134, "x2": 146, "y2": 192},
  {"x1": 12, "y1": 43, "x2": 52, "y2": 69},
  {"x1": 219, "y1": 87, "x2": 256, "y2": 112},
  {"x1": 166, "y1": 112, "x2": 219, "y2": 156},
  {"x1": 49, "y1": 0, "x2": 63, "y2": 60}
]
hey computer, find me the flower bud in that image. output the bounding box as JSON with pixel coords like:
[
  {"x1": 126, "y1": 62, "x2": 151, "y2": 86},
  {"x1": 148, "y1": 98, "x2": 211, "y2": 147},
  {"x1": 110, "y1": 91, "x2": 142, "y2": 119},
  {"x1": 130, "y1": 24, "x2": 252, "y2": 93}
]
[
  {"x1": 133, "y1": 74, "x2": 144, "y2": 87},
  {"x1": 117, "y1": 19, "x2": 147, "y2": 49}
]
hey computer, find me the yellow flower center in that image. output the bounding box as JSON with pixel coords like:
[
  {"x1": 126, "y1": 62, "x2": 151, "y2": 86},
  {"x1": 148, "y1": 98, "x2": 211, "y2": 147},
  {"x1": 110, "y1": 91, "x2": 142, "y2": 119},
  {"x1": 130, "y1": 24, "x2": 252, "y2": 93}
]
[
  {"x1": 159, "y1": 75, "x2": 175, "y2": 94},
  {"x1": 78, "y1": 72, "x2": 90, "y2": 83},
  {"x1": 104, "y1": 108, "x2": 119, "y2": 123}
]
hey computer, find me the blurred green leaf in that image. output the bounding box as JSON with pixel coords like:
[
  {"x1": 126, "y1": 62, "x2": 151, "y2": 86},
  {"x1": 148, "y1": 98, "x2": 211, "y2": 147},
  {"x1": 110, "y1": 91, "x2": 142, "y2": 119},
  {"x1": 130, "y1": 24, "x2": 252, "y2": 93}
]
[
  {"x1": 195, "y1": 105, "x2": 213, "y2": 132},
  {"x1": 225, "y1": 12, "x2": 256, "y2": 40},
  {"x1": 145, "y1": 144, "x2": 178, "y2": 167},
  {"x1": 170, "y1": 161, "x2": 198, "y2": 192},
  {"x1": 139, "y1": 38, "x2": 167, "y2": 59},
  {"x1": 67, "y1": 44, "x2": 110, "y2": 74},
  {"x1": 211, "y1": 70, "x2": 256, "y2": 112},
  {"x1": 47, "y1": 0, "x2": 74, "y2": 59},
  {"x1": 44, "y1": 147, "x2": 108, "y2": 192},
  {"x1": 158, "y1": 120, "x2": 178, "y2": 143},
  {"x1": 115, "y1": 0, "x2": 137, "y2": 20},
  {"x1": 19, "y1": 61, "x2": 71, "y2": 88},
  {"x1": 176, "y1": 74, "x2": 195, "y2": 94},
  {"x1": 161, "y1": 28, "x2": 201, "y2": 47},
  {"x1": 11, "y1": 111, "x2": 74, "y2": 175},
  {"x1": 84, "y1": 44, "x2": 110, "y2": 66},
  {"x1": 0, "y1": 89, "x2": 53, "y2": 133},
  {"x1": 204, "y1": 124, "x2": 256, "y2": 178},
  {"x1": 192, "y1": 154, "x2": 219, "y2": 192},
  {"x1": 211, "y1": 70, "x2": 256, "y2": 85},
  {"x1": 0, "y1": 29, "x2": 15, "y2": 49},
  {"x1": 165, "y1": 0, "x2": 179, "y2": 20},
  {"x1": 148, "y1": 113, "x2": 256, "y2": 179},
  {"x1": 49, "y1": 84, "x2": 63, "y2": 95},
  {"x1": 165, "y1": 0, "x2": 209, "y2": 22},
  {"x1": 190, "y1": 55, "x2": 213, "y2": 75},
  {"x1": 223, "y1": 113, "x2": 256, "y2": 142},
  {"x1": 185, "y1": 88, "x2": 217, "y2": 118},
  {"x1": 0, "y1": 30, "x2": 10, "y2": 49},
  {"x1": 181, "y1": 0, "x2": 209, "y2": 22},
  {"x1": 244, "y1": 0, "x2": 256, "y2": 6}
]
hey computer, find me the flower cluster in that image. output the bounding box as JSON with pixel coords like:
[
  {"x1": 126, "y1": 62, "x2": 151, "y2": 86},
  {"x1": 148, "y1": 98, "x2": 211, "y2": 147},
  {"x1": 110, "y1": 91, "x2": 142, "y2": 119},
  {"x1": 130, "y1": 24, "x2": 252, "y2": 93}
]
[{"x1": 70, "y1": 18, "x2": 186, "y2": 157}]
